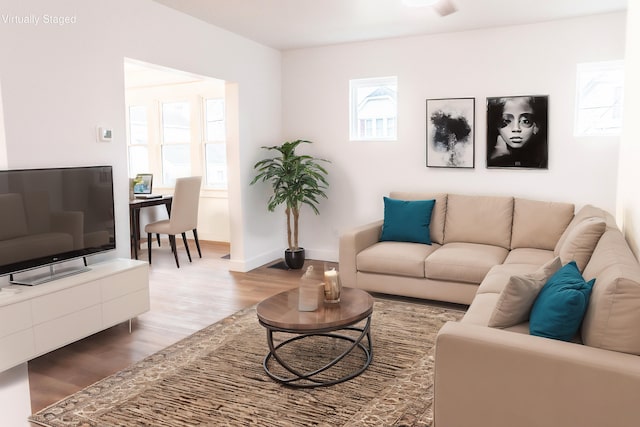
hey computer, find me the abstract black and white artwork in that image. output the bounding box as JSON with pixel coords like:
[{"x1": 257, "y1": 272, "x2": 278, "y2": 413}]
[
  {"x1": 486, "y1": 95, "x2": 549, "y2": 169},
  {"x1": 426, "y1": 98, "x2": 475, "y2": 168}
]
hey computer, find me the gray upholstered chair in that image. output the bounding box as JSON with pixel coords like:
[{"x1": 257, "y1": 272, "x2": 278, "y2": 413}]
[{"x1": 145, "y1": 176, "x2": 202, "y2": 268}]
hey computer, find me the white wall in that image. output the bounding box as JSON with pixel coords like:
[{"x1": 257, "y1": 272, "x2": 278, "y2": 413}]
[
  {"x1": 282, "y1": 12, "x2": 626, "y2": 262},
  {"x1": 617, "y1": 0, "x2": 640, "y2": 257},
  {"x1": 0, "y1": 0, "x2": 283, "y2": 271},
  {"x1": 0, "y1": 364, "x2": 31, "y2": 427},
  {"x1": 0, "y1": 81, "x2": 7, "y2": 169}
]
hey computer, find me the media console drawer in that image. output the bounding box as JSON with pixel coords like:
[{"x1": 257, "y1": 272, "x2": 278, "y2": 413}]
[
  {"x1": 0, "y1": 258, "x2": 149, "y2": 373},
  {"x1": 34, "y1": 306, "x2": 102, "y2": 355},
  {"x1": 0, "y1": 300, "x2": 31, "y2": 338},
  {"x1": 31, "y1": 281, "x2": 101, "y2": 325}
]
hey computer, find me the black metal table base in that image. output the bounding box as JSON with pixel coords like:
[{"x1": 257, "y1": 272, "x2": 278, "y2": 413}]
[{"x1": 262, "y1": 316, "x2": 373, "y2": 388}]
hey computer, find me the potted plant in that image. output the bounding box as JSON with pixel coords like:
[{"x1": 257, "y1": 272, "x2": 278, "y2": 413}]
[{"x1": 250, "y1": 139, "x2": 329, "y2": 269}]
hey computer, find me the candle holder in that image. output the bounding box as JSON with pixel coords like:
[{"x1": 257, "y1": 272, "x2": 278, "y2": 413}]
[
  {"x1": 323, "y1": 265, "x2": 341, "y2": 304},
  {"x1": 298, "y1": 265, "x2": 321, "y2": 311}
]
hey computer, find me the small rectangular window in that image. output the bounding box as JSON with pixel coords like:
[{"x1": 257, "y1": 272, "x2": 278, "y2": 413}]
[
  {"x1": 162, "y1": 144, "x2": 191, "y2": 186},
  {"x1": 162, "y1": 101, "x2": 191, "y2": 143},
  {"x1": 574, "y1": 60, "x2": 624, "y2": 137},
  {"x1": 161, "y1": 101, "x2": 191, "y2": 185},
  {"x1": 350, "y1": 76, "x2": 398, "y2": 141},
  {"x1": 127, "y1": 106, "x2": 149, "y2": 175},
  {"x1": 204, "y1": 98, "x2": 227, "y2": 189}
]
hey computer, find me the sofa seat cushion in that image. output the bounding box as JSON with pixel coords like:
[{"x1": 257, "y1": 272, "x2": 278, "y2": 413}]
[
  {"x1": 582, "y1": 229, "x2": 640, "y2": 355},
  {"x1": 462, "y1": 292, "x2": 500, "y2": 325},
  {"x1": 357, "y1": 241, "x2": 440, "y2": 278},
  {"x1": 503, "y1": 248, "x2": 555, "y2": 265},
  {"x1": 477, "y1": 263, "x2": 542, "y2": 294},
  {"x1": 510, "y1": 198, "x2": 574, "y2": 250},
  {"x1": 443, "y1": 194, "x2": 513, "y2": 249},
  {"x1": 462, "y1": 293, "x2": 534, "y2": 335},
  {"x1": 489, "y1": 257, "x2": 563, "y2": 328},
  {"x1": 425, "y1": 242, "x2": 509, "y2": 284}
]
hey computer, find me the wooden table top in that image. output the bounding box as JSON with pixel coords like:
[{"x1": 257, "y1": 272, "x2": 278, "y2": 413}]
[{"x1": 256, "y1": 287, "x2": 374, "y2": 332}]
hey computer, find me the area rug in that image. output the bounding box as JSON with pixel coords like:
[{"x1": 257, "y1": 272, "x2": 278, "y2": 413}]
[{"x1": 30, "y1": 298, "x2": 464, "y2": 427}]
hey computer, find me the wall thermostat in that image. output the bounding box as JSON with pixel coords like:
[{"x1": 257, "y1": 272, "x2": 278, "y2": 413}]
[{"x1": 97, "y1": 126, "x2": 113, "y2": 142}]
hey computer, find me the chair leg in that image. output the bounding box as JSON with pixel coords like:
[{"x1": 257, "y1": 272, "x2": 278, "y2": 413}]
[
  {"x1": 147, "y1": 233, "x2": 152, "y2": 264},
  {"x1": 156, "y1": 233, "x2": 161, "y2": 247},
  {"x1": 168, "y1": 234, "x2": 180, "y2": 268},
  {"x1": 193, "y1": 229, "x2": 202, "y2": 258},
  {"x1": 181, "y1": 232, "x2": 192, "y2": 262}
]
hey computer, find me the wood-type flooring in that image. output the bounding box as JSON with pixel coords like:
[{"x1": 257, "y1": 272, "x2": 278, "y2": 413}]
[{"x1": 28, "y1": 240, "x2": 333, "y2": 414}]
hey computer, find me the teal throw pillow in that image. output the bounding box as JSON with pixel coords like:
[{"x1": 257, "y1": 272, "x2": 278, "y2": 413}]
[
  {"x1": 529, "y1": 261, "x2": 594, "y2": 342},
  {"x1": 380, "y1": 197, "x2": 435, "y2": 245}
]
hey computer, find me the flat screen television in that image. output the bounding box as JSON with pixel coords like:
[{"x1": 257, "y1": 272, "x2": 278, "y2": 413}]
[{"x1": 0, "y1": 165, "x2": 116, "y2": 284}]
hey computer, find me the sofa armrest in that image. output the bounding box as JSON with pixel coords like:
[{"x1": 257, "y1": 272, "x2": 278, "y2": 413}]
[
  {"x1": 434, "y1": 321, "x2": 640, "y2": 427},
  {"x1": 338, "y1": 220, "x2": 383, "y2": 288}
]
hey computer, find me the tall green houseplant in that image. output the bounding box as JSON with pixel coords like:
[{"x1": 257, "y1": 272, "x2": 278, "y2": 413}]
[{"x1": 251, "y1": 139, "x2": 329, "y2": 269}]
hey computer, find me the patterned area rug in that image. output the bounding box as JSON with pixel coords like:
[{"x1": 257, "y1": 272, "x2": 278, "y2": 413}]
[{"x1": 30, "y1": 298, "x2": 464, "y2": 427}]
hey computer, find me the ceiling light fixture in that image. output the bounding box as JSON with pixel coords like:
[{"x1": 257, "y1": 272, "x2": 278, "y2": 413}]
[
  {"x1": 402, "y1": 0, "x2": 439, "y2": 7},
  {"x1": 402, "y1": 0, "x2": 458, "y2": 16}
]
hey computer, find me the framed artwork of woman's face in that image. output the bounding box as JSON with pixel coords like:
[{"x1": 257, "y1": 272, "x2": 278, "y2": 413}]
[{"x1": 486, "y1": 95, "x2": 549, "y2": 169}]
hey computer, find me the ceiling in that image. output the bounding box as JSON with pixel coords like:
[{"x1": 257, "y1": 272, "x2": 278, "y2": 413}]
[
  {"x1": 152, "y1": 0, "x2": 627, "y2": 51},
  {"x1": 124, "y1": 59, "x2": 218, "y2": 88}
]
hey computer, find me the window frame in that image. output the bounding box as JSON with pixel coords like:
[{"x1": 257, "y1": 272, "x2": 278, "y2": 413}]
[
  {"x1": 574, "y1": 60, "x2": 624, "y2": 137},
  {"x1": 349, "y1": 76, "x2": 398, "y2": 141},
  {"x1": 202, "y1": 97, "x2": 228, "y2": 190},
  {"x1": 125, "y1": 81, "x2": 227, "y2": 193}
]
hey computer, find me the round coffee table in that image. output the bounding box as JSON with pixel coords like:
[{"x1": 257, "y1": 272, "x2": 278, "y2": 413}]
[{"x1": 256, "y1": 287, "x2": 374, "y2": 388}]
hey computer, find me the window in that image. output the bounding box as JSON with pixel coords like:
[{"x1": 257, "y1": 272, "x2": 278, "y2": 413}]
[
  {"x1": 350, "y1": 76, "x2": 398, "y2": 141},
  {"x1": 127, "y1": 106, "x2": 149, "y2": 175},
  {"x1": 574, "y1": 60, "x2": 624, "y2": 137},
  {"x1": 204, "y1": 98, "x2": 227, "y2": 189},
  {"x1": 126, "y1": 79, "x2": 228, "y2": 190},
  {"x1": 161, "y1": 101, "x2": 191, "y2": 186}
]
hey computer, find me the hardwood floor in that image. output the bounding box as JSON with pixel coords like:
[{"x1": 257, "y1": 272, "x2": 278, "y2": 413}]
[{"x1": 28, "y1": 240, "x2": 336, "y2": 414}]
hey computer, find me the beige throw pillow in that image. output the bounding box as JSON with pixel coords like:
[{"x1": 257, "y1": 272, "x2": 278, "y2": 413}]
[
  {"x1": 558, "y1": 217, "x2": 606, "y2": 272},
  {"x1": 488, "y1": 257, "x2": 562, "y2": 328}
]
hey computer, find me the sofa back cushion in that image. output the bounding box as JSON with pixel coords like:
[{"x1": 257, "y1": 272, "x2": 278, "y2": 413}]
[
  {"x1": 581, "y1": 228, "x2": 640, "y2": 355},
  {"x1": 554, "y1": 204, "x2": 605, "y2": 254},
  {"x1": 510, "y1": 198, "x2": 574, "y2": 250},
  {"x1": 557, "y1": 217, "x2": 606, "y2": 272},
  {"x1": 0, "y1": 193, "x2": 29, "y2": 240},
  {"x1": 390, "y1": 192, "x2": 447, "y2": 244},
  {"x1": 443, "y1": 194, "x2": 513, "y2": 249}
]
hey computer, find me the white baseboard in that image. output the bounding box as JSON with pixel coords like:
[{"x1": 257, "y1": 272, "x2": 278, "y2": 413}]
[{"x1": 227, "y1": 247, "x2": 338, "y2": 272}]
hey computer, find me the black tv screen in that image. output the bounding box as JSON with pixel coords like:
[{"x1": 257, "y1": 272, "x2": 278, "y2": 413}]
[{"x1": 0, "y1": 165, "x2": 116, "y2": 276}]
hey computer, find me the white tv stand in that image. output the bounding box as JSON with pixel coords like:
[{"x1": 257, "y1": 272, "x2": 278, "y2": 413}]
[{"x1": 0, "y1": 258, "x2": 149, "y2": 373}]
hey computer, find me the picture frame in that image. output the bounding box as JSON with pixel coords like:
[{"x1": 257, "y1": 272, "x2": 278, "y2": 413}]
[
  {"x1": 486, "y1": 95, "x2": 549, "y2": 169},
  {"x1": 133, "y1": 173, "x2": 153, "y2": 194},
  {"x1": 426, "y1": 97, "x2": 475, "y2": 168}
]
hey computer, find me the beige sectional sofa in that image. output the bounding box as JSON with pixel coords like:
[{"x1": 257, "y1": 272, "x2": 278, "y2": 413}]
[{"x1": 339, "y1": 191, "x2": 640, "y2": 427}]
